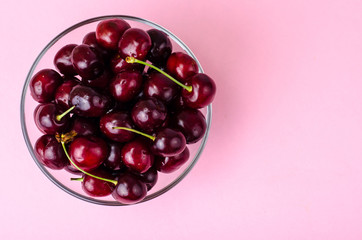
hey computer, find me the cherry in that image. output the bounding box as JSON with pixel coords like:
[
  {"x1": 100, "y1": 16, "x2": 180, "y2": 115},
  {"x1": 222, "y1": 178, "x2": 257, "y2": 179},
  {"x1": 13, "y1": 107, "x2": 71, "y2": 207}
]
[
  {"x1": 64, "y1": 163, "x2": 82, "y2": 175},
  {"x1": 118, "y1": 28, "x2": 151, "y2": 60},
  {"x1": 30, "y1": 69, "x2": 63, "y2": 103},
  {"x1": 81, "y1": 169, "x2": 116, "y2": 197},
  {"x1": 70, "y1": 116, "x2": 99, "y2": 137},
  {"x1": 146, "y1": 29, "x2": 172, "y2": 66},
  {"x1": 155, "y1": 147, "x2": 190, "y2": 173},
  {"x1": 54, "y1": 77, "x2": 78, "y2": 110},
  {"x1": 109, "y1": 70, "x2": 143, "y2": 102},
  {"x1": 100, "y1": 111, "x2": 135, "y2": 142},
  {"x1": 110, "y1": 53, "x2": 144, "y2": 73},
  {"x1": 181, "y1": 73, "x2": 216, "y2": 109},
  {"x1": 69, "y1": 85, "x2": 111, "y2": 117},
  {"x1": 131, "y1": 98, "x2": 167, "y2": 132},
  {"x1": 166, "y1": 52, "x2": 199, "y2": 83},
  {"x1": 143, "y1": 72, "x2": 179, "y2": 103},
  {"x1": 53, "y1": 44, "x2": 78, "y2": 76},
  {"x1": 172, "y1": 108, "x2": 206, "y2": 144},
  {"x1": 69, "y1": 136, "x2": 109, "y2": 171},
  {"x1": 34, "y1": 135, "x2": 68, "y2": 170},
  {"x1": 96, "y1": 19, "x2": 130, "y2": 50},
  {"x1": 112, "y1": 127, "x2": 186, "y2": 157},
  {"x1": 103, "y1": 141, "x2": 124, "y2": 171},
  {"x1": 112, "y1": 173, "x2": 147, "y2": 204},
  {"x1": 121, "y1": 138, "x2": 154, "y2": 173},
  {"x1": 134, "y1": 167, "x2": 158, "y2": 190},
  {"x1": 80, "y1": 69, "x2": 113, "y2": 90},
  {"x1": 34, "y1": 103, "x2": 70, "y2": 134},
  {"x1": 71, "y1": 44, "x2": 104, "y2": 79},
  {"x1": 83, "y1": 32, "x2": 112, "y2": 60},
  {"x1": 169, "y1": 94, "x2": 186, "y2": 112}
]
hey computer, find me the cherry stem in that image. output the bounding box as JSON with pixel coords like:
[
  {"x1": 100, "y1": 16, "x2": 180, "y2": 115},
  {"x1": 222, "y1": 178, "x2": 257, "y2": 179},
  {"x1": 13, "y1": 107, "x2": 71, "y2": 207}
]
[
  {"x1": 56, "y1": 105, "x2": 75, "y2": 121},
  {"x1": 60, "y1": 141, "x2": 118, "y2": 185},
  {"x1": 126, "y1": 56, "x2": 193, "y2": 92},
  {"x1": 70, "y1": 177, "x2": 84, "y2": 182},
  {"x1": 112, "y1": 126, "x2": 155, "y2": 141}
]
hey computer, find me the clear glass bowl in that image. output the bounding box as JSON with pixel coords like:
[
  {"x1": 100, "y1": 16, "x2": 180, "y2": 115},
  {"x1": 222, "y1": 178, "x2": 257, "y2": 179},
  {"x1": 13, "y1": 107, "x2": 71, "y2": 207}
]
[{"x1": 20, "y1": 15, "x2": 212, "y2": 206}]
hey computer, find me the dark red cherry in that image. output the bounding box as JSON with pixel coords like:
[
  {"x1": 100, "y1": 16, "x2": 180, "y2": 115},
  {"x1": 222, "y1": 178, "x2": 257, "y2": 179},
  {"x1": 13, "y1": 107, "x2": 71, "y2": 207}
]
[
  {"x1": 53, "y1": 44, "x2": 78, "y2": 76},
  {"x1": 70, "y1": 116, "x2": 99, "y2": 137},
  {"x1": 112, "y1": 173, "x2": 147, "y2": 204},
  {"x1": 30, "y1": 69, "x2": 63, "y2": 103},
  {"x1": 80, "y1": 69, "x2": 113, "y2": 90},
  {"x1": 155, "y1": 147, "x2": 190, "y2": 173},
  {"x1": 166, "y1": 52, "x2": 198, "y2": 83},
  {"x1": 131, "y1": 98, "x2": 167, "y2": 132},
  {"x1": 143, "y1": 72, "x2": 179, "y2": 103},
  {"x1": 34, "y1": 135, "x2": 68, "y2": 170},
  {"x1": 109, "y1": 70, "x2": 143, "y2": 102},
  {"x1": 172, "y1": 108, "x2": 206, "y2": 144},
  {"x1": 146, "y1": 29, "x2": 172, "y2": 66},
  {"x1": 134, "y1": 167, "x2": 158, "y2": 190},
  {"x1": 69, "y1": 85, "x2": 111, "y2": 117},
  {"x1": 99, "y1": 111, "x2": 135, "y2": 142},
  {"x1": 151, "y1": 128, "x2": 186, "y2": 157},
  {"x1": 34, "y1": 103, "x2": 70, "y2": 134},
  {"x1": 103, "y1": 141, "x2": 124, "y2": 171},
  {"x1": 110, "y1": 53, "x2": 144, "y2": 73},
  {"x1": 64, "y1": 163, "x2": 82, "y2": 175},
  {"x1": 118, "y1": 28, "x2": 151, "y2": 60},
  {"x1": 182, "y1": 73, "x2": 216, "y2": 109},
  {"x1": 54, "y1": 77, "x2": 78, "y2": 110},
  {"x1": 71, "y1": 44, "x2": 104, "y2": 79},
  {"x1": 69, "y1": 136, "x2": 109, "y2": 171},
  {"x1": 96, "y1": 19, "x2": 130, "y2": 50},
  {"x1": 169, "y1": 94, "x2": 186, "y2": 113},
  {"x1": 121, "y1": 139, "x2": 154, "y2": 173},
  {"x1": 83, "y1": 32, "x2": 112, "y2": 60},
  {"x1": 81, "y1": 169, "x2": 116, "y2": 197}
]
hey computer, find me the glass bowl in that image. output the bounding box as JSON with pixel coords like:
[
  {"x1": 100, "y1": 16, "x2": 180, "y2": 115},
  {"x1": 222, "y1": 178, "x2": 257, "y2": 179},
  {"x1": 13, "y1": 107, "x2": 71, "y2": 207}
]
[{"x1": 20, "y1": 15, "x2": 212, "y2": 206}]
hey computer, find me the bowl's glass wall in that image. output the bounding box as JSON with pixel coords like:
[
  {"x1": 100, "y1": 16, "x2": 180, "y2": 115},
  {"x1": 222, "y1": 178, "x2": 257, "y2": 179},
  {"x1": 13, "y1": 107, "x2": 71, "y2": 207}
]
[{"x1": 21, "y1": 15, "x2": 212, "y2": 205}]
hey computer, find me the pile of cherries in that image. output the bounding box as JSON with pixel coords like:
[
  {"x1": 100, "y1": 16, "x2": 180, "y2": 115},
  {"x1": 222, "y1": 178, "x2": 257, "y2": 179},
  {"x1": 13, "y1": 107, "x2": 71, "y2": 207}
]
[{"x1": 30, "y1": 18, "x2": 216, "y2": 204}]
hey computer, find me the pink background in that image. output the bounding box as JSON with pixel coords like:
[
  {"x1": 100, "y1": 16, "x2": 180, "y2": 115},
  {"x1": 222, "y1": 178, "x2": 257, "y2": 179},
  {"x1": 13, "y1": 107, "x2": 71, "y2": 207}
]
[{"x1": 1, "y1": 0, "x2": 362, "y2": 239}]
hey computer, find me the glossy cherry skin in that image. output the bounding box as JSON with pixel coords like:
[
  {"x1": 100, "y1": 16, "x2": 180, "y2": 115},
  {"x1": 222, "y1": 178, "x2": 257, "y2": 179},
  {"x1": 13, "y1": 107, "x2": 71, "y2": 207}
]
[
  {"x1": 99, "y1": 111, "x2": 135, "y2": 142},
  {"x1": 81, "y1": 169, "x2": 116, "y2": 197},
  {"x1": 110, "y1": 53, "x2": 144, "y2": 73},
  {"x1": 69, "y1": 136, "x2": 109, "y2": 171},
  {"x1": 121, "y1": 139, "x2": 154, "y2": 173},
  {"x1": 103, "y1": 142, "x2": 124, "y2": 171},
  {"x1": 143, "y1": 72, "x2": 179, "y2": 103},
  {"x1": 134, "y1": 167, "x2": 158, "y2": 190},
  {"x1": 146, "y1": 29, "x2": 172, "y2": 66},
  {"x1": 83, "y1": 32, "x2": 112, "y2": 60},
  {"x1": 34, "y1": 103, "x2": 70, "y2": 134},
  {"x1": 81, "y1": 69, "x2": 113, "y2": 90},
  {"x1": 155, "y1": 147, "x2": 190, "y2": 173},
  {"x1": 151, "y1": 128, "x2": 186, "y2": 157},
  {"x1": 131, "y1": 98, "x2": 167, "y2": 132},
  {"x1": 109, "y1": 70, "x2": 143, "y2": 102},
  {"x1": 118, "y1": 28, "x2": 151, "y2": 60},
  {"x1": 69, "y1": 85, "x2": 111, "y2": 117},
  {"x1": 182, "y1": 73, "x2": 216, "y2": 109},
  {"x1": 54, "y1": 77, "x2": 78, "y2": 110},
  {"x1": 53, "y1": 44, "x2": 78, "y2": 76},
  {"x1": 112, "y1": 173, "x2": 147, "y2": 204},
  {"x1": 70, "y1": 116, "x2": 99, "y2": 137},
  {"x1": 71, "y1": 44, "x2": 104, "y2": 79},
  {"x1": 30, "y1": 69, "x2": 63, "y2": 103},
  {"x1": 96, "y1": 19, "x2": 130, "y2": 50},
  {"x1": 34, "y1": 135, "x2": 68, "y2": 170},
  {"x1": 166, "y1": 52, "x2": 199, "y2": 83},
  {"x1": 172, "y1": 108, "x2": 206, "y2": 144},
  {"x1": 169, "y1": 94, "x2": 186, "y2": 113}
]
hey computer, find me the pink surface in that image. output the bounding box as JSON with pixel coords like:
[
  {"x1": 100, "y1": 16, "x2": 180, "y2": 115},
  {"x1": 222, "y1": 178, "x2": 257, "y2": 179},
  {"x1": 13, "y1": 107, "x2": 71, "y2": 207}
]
[{"x1": 1, "y1": 0, "x2": 362, "y2": 239}]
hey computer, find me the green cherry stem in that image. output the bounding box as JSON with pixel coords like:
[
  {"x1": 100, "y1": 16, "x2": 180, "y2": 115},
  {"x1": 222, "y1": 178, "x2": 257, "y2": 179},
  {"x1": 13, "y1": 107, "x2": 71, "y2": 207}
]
[
  {"x1": 125, "y1": 56, "x2": 192, "y2": 92},
  {"x1": 60, "y1": 141, "x2": 118, "y2": 185},
  {"x1": 70, "y1": 177, "x2": 84, "y2": 182},
  {"x1": 56, "y1": 105, "x2": 75, "y2": 121},
  {"x1": 112, "y1": 126, "x2": 156, "y2": 141}
]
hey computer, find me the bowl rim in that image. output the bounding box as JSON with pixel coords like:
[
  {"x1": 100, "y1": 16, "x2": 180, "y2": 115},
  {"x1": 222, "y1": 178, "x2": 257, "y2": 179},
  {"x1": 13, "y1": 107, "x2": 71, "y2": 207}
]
[{"x1": 20, "y1": 15, "x2": 212, "y2": 206}]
